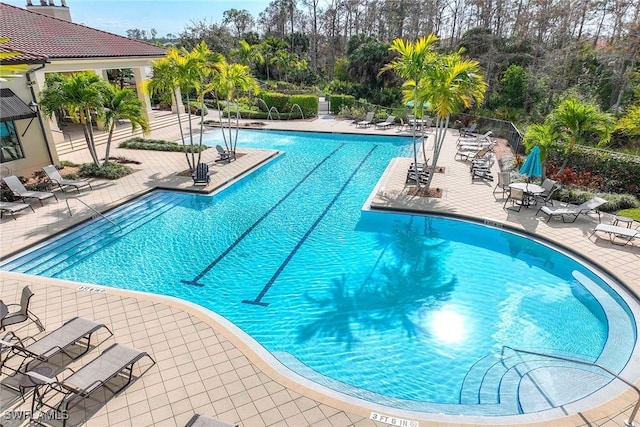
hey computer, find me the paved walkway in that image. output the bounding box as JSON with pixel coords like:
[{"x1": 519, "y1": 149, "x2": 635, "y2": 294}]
[{"x1": 1, "y1": 112, "x2": 639, "y2": 427}]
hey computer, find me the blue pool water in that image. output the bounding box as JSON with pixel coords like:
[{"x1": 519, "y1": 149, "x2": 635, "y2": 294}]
[{"x1": 2, "y1": 130, "x2": 637, "y2": 416}]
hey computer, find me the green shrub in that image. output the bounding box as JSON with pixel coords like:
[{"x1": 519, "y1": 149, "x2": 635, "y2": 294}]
[
  {"x1": 289, "y1": 94, "x2": 318, "y2": 118},
  {"x1": 329, "y1": 95, "x2": 355, "y2": 114},
  {"x1": 119, "y1": 137, "x2": 208, "y2": 153},
  {"x1": 60, "y1": 160, "x2": 80, "y2": 167},
  {"x1": 554, "y1": 187, "x2": 640, "y2": 212},
  {"x1": 616, "y1": 208, "x2": 640, "y2": 221},
  {"x1": 262, "y1": 92, "x2": 289, "y2": 112},
  {"x1": 546, "y1": 142, "x2": 640, "y2": 198},
  {"x1": 79, "y1": 162, "x2": 133, "y2": 180}
]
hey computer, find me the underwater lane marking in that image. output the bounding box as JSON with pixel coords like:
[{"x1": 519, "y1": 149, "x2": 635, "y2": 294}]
[
  {"x1": 243, "y1": 145, "x2": 377, "y2": 306},
  {"x1": 181, "y1": 143, "x2": 345, "y2": 287}
]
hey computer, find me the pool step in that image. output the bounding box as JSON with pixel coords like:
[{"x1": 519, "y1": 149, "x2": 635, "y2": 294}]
[
  {"x1": 460, "y1": 350, "x2": 610, "y2": 414},
  {"x1": 1, "y1": 192, "x2": 184, "y2": 275}
]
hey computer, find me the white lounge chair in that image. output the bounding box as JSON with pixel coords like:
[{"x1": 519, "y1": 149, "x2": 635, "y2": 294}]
[
  {"x1": 2, "y1": 175, "x2": 58, "y2": 206},
  {"x1": 0, "y1": 201, "x2": 34, "y2": 220},
  {"x1": 457, "y1": 130, "x2": 493, "y2": 145},
  {"x1": 42, "y1": 165, "x2": 92, "y2": 193},
  {"x1": 356, "y1": 112, "x2": 374, "y2": 128},
  {"x1": 375, "y1": 115, "x2": 395, "y2": 129},
  {"x1": 536, "y1": 197, "x2": 608, "y2": 223},
  {"x1": 590, "y1": 223, "x2": 639, "y2": 246}
]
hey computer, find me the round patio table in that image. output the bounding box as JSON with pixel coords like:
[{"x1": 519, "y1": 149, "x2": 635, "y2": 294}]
[{"x1": 509, "y1": 182, "x2": 544, "y2": 195}]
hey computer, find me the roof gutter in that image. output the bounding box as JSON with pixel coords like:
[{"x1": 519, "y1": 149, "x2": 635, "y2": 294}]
[{"x1": 25, "y1": 62, "x2": 55, "y2": 165}]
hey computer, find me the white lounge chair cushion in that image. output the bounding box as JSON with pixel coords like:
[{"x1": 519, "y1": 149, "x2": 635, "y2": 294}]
[{"x1": 594, "y1": 224, "x2": 639, "y2": 239}]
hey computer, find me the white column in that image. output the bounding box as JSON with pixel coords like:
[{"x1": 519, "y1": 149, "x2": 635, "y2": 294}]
[
  {"x1": 172, "y1": 87, "x2": 185, "y2": 114},
  {"x1": 133, "y1": 67, "x2": 155, "y2": 122}
]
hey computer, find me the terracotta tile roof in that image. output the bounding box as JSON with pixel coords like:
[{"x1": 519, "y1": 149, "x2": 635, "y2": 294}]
[
  {"x1": 0, "y1": 46, "x2": 48, "y2": 64},
  {"x1": 0, "y1": 2, "x2": 166, "y2": 60}
]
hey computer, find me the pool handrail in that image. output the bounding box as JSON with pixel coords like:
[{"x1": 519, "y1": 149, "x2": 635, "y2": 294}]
[
  {"x1": 65, "y1": 196, "x2": 122, "y2": 233},
  {"x1": 501, "y1": 345, "x2": 639, "y2": 426}
]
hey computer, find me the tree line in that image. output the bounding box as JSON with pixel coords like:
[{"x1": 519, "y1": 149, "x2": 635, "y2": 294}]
[{"x1": 125, "y1": 0, "x2": 639, "y2": 148}]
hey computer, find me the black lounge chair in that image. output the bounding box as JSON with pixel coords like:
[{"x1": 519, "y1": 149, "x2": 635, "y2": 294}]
[
  {"x1": 0, "y1": 286, "x2": 44, "y2": 332},
  {"x1": 192, "y1": 163, "x2": 211, "y2": 185},
  {"x1": 29, "y1": 343, "x2": 155, "y2": 427},
  {"x1": 1, "y1": 317, "x2": 113, "y2": 375}
]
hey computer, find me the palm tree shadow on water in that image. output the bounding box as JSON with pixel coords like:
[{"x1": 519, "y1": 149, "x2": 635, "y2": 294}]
[{"x1": 298, "y1": 216, "x2": 458, "y2": 349}]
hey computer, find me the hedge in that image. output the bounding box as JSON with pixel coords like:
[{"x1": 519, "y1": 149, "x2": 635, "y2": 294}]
[
  {"x1": 289, "y1": 94, "x2": 318, "y2": 118},
  {"x1": 119, "y1": 137, "x2": 209, "y2": 153},
  {"x1": 329, "y1": 95, "x2": 355, "y2": 114},
  {"x1": 546, "y1": 142, "x2": 640, "y2": 198},
  {"x1": 262, "y1": 92, "x2": 289, "y2": 113}
]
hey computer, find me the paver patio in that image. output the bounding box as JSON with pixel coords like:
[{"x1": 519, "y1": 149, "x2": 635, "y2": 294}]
[{"x1": 1, "y1": 111, "x2": 638, "y2": 426}]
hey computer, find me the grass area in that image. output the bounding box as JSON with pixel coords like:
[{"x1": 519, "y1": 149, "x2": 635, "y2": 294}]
[{"x1": 616, "y1": 208, "x2": 640, "y2": 222}]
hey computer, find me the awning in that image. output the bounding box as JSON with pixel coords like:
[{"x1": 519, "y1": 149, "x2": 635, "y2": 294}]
[{"x1": 0, "y1": 88, "x2": 37, "y2": 122}]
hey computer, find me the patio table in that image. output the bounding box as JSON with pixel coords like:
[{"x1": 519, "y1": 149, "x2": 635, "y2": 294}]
[{"x1": 509, "y1": 183, "x2": 544, "y2": 207}]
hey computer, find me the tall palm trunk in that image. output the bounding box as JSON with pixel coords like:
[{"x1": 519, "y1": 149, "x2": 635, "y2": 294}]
[
  {"x1": 103, "y1": 124, "x2": 116, "y2": 166},
  {"x1": 171, "y1": 90, "x2": 192, "y2": 171},
  {"x1": 423, "y1": 115, "x2": 450, "y2": 189}
]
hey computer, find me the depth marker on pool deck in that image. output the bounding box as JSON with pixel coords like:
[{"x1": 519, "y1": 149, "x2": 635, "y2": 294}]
[
  {"x1": 181, "y1": 143, "x2": 345, "y2": 287},
  {"x1": 243, "y1": 146, "x2": 377, "y2": 306}
]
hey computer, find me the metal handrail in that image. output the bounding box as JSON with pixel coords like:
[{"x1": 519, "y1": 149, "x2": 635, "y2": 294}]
[
  {"x1": 65, "y1": 197, "x2": 122, "y2": 233},
  {"x1": 501, "y1": 346, "x2": 639, "y2": 426},
  {"x1": 51, "y1": 128, "x2": 74, "y2": 150}
]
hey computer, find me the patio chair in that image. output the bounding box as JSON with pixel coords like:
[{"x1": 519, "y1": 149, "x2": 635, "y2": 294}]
[
  {"x1": 471, "y1": 166, "x2": 493, "y2": 182},
  {"x1": 1, "y1": 317, "x2": 113, "y2": 376},
  {"x1": 533, "y1": 178, "x2": 560, "y2": 206},
  {"x1": 375, "y1": 115, "x2": 396, "y2": 129},
  {"x1": 215, "y1": 144, "x2": 232, "y2": 163},
  {"x1": 0, "y1": 286, "x2": 44, "y2": 332},
  {"x1": 185, "y1": 414, "x2": 238, "y2": 427},
  {"x1": 503, "y1": 187, "x2": 526, "y2": 212},
  {"x1": 590, "y1": 223, "x2": 639, "y2": 246},
  {"x1": 192, "y1": 163, "x2": 211, "y2": 186},
  {"x1": 42, "y1": 165, "x2": 92, "y2": 194},
  {"x1": 459, "y1": 123, "x2": 478, "y2": 137},
  {"x1": 29, "y1": 343, "x2": 155, "y2": 427},
  {"x1": 0, "y1": 201, "x2": 34, "y2": 220},
  {"x1": 406, "y1": 170, "x2": 430, "y2": 185},
  {"x1": 2, "y1": 175, "x2": 58, "y2": 206},
  {"x1": 356, "y1": 112, "x2": 375, "y2": 128},
  {"x1": 536, "y1": 197, "x2": 608, "y2": 223},
  {"x1": 493, "y1": 172, "x2": 511, "y2": 199}
]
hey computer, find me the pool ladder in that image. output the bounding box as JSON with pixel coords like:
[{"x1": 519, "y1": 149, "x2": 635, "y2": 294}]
[
  {"x1": 65, "y1": 197, "x2": 122, "y2": 233},
  {"x1": 501, "y1": 346, "x2": 639, "y2": 426}
]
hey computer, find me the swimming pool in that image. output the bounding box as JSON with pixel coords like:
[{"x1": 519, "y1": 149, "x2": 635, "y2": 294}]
[{"x1": 2, "y1": 130, "x2": 638, "y2": 418}]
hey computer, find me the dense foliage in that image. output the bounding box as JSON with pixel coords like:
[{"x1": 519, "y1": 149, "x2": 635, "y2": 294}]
[
  {"x1": 79, "y1": 162, "x2": 133, "y2": 180},
  {"x1": 119, "y1": 138, "x2": 209, "y2": 153}
]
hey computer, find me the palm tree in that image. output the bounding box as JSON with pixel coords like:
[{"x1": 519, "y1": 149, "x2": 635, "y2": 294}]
[
  {"x1": 416, "y1": 47, "x2": 487, "y2": 189},
  {"x1": 380, "y1": 35, "x2": 438, "y2": 174},
  {"x1": 522, "y1": 121, "x2": 558, "y2": 179},
  {"x1": 210, "y1": 60, "x2": 259, "y2": 155},
  {"x1": 38, "y1": 71, "x2": 110, "y2": 166},
  {"x1": 549, "y1": 97, "x2": 614, "y2": 173},
  {"x1": 260, "y1": 36, "x2": 289, "y2": 82},
  {"x1": 102, "y1": 86, "x2": 150, "y2": 166},
  {"x1": 145, "y1": 41, "x2": 224, "y2": 170},
  {"x1": 231, "y1": 40, "x2": 263, "y2": 67}
]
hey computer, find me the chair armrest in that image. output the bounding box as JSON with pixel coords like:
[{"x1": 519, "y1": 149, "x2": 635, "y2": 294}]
[{"x1": 26, "y1": 370, "x2": 56, "y2": 384}]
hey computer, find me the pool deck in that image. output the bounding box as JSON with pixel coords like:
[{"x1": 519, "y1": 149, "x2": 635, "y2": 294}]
[{"x1": 1, "y1": 111, "x2": 639, "y2": 427}]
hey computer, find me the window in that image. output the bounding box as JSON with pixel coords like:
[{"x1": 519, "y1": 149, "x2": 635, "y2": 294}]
[{"x1": 0, "y1": 121, "x2": 25, "y2": 162}]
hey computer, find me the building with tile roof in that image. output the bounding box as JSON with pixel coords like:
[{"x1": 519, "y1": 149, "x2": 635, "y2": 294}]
[{"x1": 0, "y1": 1, "x2": 166, "y2": 177}]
